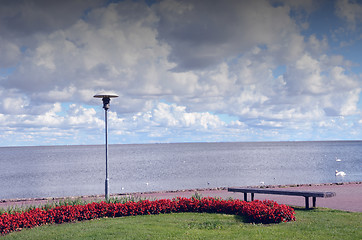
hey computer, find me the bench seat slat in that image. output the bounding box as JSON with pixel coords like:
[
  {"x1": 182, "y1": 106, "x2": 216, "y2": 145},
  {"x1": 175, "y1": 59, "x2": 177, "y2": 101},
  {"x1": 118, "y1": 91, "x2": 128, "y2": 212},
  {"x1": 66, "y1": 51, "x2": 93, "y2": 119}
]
[{"x1": 228, "y1": 187, "x2": 336, "y2": 198}]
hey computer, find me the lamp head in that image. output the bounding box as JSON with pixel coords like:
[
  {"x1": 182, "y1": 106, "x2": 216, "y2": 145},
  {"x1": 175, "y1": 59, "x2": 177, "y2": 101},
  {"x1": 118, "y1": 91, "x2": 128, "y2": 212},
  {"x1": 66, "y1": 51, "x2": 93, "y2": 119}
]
[{"x1": 94, "y1": 92, "x2": 119, "y2": 110}]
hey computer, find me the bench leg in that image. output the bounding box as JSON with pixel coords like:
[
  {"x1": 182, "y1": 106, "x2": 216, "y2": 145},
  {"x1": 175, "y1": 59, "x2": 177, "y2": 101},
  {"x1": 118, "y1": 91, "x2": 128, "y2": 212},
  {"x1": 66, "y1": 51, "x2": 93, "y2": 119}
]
[
  {"x1": 244, "y1": 193, "x2": 248, "y2": 201},
  {"x1": 313, "y1": 197, "x2": 316, "y2": 208},
  {"x1": 305, "y1": 197, "x2": 309, "y2": 209},
  {"x1": 251, "y1": 193, "x2": 254, "y2": 201}
]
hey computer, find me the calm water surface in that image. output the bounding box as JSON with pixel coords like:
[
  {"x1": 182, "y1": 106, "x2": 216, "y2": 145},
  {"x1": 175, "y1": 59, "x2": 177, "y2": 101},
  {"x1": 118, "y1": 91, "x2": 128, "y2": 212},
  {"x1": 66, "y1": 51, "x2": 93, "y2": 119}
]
[{"x1": 0, "y1": 141, "x2": 361, "y2": 199}]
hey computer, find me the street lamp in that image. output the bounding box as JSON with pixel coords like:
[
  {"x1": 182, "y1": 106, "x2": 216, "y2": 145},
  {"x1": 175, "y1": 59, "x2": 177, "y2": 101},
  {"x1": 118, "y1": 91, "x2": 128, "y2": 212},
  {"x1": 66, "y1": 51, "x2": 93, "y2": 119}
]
[{"x1": 94, "y1": 92, "x2": 119, "y2": 200}]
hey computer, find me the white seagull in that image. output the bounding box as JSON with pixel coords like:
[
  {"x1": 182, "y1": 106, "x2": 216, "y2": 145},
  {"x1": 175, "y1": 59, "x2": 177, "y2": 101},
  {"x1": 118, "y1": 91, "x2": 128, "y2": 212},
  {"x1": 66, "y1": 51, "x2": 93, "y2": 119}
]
[
  {"x1": 335, "y1": 170, "x2": 346, "y2": 176},
  {"x1": 335, "y1": 157, "x2": 342, "y2": 162}
]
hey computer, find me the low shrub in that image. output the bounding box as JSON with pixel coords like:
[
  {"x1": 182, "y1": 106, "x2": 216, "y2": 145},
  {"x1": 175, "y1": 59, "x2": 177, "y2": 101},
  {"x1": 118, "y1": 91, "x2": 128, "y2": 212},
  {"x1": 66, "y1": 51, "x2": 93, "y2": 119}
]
[{"x1": 0, "y1": 197, "x2": 295, "y2": 235}]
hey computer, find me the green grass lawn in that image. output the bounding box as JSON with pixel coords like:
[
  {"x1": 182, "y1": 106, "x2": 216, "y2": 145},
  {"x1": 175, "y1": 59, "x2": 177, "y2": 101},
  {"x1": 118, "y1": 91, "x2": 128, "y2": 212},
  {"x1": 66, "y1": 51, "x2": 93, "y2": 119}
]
[{"x1": 3, "y1": 208, "x2": 361, "y2": 240}]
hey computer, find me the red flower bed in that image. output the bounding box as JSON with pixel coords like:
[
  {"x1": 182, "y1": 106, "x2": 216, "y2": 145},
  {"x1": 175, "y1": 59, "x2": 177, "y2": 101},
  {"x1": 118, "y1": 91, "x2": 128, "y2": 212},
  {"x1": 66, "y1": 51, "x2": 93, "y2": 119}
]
[{"x1": 0, "y1": 198, "x2": 295, "y2": 235}]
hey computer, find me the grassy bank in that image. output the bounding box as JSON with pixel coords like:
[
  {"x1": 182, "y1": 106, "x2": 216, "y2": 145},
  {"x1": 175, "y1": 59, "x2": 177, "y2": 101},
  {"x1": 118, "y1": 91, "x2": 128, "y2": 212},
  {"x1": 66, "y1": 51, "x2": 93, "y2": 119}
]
[{"x1": 3, "y1": 208, "x2": 361, "y2": 240}]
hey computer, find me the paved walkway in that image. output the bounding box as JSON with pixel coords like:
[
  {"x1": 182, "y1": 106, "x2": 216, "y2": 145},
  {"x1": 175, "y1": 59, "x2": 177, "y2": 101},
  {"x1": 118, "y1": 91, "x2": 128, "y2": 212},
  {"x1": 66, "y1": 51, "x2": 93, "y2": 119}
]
[
  {"x1": 134, "y1": 182, "x2": 362, "y2": 212},
  {"x1": 1, "y1": 182, "x2": 361, "y2": 212}
]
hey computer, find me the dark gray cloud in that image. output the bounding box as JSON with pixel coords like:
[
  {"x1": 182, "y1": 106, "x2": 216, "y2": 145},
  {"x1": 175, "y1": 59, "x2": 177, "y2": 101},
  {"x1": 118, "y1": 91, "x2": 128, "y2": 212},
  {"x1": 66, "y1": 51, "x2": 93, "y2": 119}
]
[
  {"x1": 155, "y1": 0, "x2": 299, "y2": 71},
  {"x1": 0, "y1": 0, "x2": 104, "y2": 38}
]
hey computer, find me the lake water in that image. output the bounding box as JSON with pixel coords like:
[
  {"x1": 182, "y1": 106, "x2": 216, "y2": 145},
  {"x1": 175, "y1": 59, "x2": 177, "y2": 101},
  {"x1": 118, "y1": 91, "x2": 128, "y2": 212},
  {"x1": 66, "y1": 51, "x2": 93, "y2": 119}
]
[{"x1": 0, "y1": 141, "x2": 361, "y2": 199}]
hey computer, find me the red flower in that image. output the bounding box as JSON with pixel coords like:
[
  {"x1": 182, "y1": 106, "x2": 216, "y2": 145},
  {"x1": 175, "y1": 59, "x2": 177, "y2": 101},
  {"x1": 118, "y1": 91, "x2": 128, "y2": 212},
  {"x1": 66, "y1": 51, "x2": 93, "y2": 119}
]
[{"x1": 0, "y1": 197, "x2": 295, "y2": 235}]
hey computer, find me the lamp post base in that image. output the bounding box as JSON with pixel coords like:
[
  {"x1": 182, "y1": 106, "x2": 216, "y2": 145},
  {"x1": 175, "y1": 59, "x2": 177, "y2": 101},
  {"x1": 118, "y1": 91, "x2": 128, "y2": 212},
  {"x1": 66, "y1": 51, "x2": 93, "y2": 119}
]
[{"x1": 105, "y1": 178, "x2": 109, "y2": 200}]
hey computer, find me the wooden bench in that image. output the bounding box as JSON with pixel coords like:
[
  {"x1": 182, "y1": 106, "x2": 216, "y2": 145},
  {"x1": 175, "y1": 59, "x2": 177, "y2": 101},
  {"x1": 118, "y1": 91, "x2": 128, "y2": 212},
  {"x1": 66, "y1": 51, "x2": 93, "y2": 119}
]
[{"x1": 228, "y1": 187, "x2": 336, "y2": 209}]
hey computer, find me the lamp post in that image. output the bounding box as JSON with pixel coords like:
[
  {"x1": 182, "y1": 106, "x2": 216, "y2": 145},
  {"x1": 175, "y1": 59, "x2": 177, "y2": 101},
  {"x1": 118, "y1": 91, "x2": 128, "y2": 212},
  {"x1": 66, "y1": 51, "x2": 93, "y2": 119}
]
[{"x1": 94, "y1": 92, "x2": 119, "y2": 200}]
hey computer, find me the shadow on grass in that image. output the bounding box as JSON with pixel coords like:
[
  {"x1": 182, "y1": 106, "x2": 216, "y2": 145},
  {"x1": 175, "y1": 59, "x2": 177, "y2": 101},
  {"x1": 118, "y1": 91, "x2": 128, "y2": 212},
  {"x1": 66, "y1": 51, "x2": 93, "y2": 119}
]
[
  {"x1": 232, "y1": 215, "x2": 287, "y2": 226},
  {"x1": 291, "y1": 206, "x2": 311, "y2": 211},
  {"x1": 233, "y1": 214, "x2": 250, "y2": 223},
  {"x1": 289, "y1": 206, "x2": 329, "y2": 212}
]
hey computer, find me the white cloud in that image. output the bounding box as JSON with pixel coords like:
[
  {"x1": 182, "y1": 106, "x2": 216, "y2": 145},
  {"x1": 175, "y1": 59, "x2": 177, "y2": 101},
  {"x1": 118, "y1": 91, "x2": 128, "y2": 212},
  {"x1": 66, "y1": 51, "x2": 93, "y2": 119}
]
[
  {"x1": 287, "y1": 54, "x2": 326, "y2": 95},
  {"x1": 132, "y1": 102, "x2": 226, "y2": 130},
  {"x1": 2, "y1": 97, "x2": 28, "y2": 114},
  {"x1": 2, "y1": 1, "x2": 169, "y2": 109},
  {"x1": 0, "y1": 88, "x2": 30, "y2": 114},
  {"x1": 307, "y1": 34, "x2": 329, "y2": 55},
  {"x1": 23, "y1": 103, "x2": 64, "y2": 127},
  {"x1": 0, "y1": 0, "x2": 361, "y2": 145},
  {"x1": 66, "y1": 104, "x2": 103, "y2": 128}
]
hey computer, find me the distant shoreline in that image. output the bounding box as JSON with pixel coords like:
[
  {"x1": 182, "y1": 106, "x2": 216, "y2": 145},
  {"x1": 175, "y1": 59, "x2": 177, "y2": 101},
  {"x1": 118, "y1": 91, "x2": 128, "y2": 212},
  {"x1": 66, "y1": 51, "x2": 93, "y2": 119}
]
[{"x1": 1, "y1": 139, "x2": 361, "y2": 148}]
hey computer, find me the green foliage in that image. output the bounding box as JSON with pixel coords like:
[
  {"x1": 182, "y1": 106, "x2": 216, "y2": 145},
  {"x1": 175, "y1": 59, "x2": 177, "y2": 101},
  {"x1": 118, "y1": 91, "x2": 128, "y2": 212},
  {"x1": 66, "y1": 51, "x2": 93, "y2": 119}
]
[
  {"x1": 191, "y1": 191, "x2": 203, "y2": 200},
  {"x1": 0, "y1": 196, "x2": 147, "y2": 214},
  {"x1": 106, "y1": 195, "x2": 146, "y2": 204}
]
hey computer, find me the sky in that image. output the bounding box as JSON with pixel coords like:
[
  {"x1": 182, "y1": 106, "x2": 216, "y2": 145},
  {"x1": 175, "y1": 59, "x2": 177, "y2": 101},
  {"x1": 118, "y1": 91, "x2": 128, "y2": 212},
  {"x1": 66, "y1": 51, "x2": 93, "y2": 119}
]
[{"x1": 0, "y1": 0, "x2": 361, "y2": 147}]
